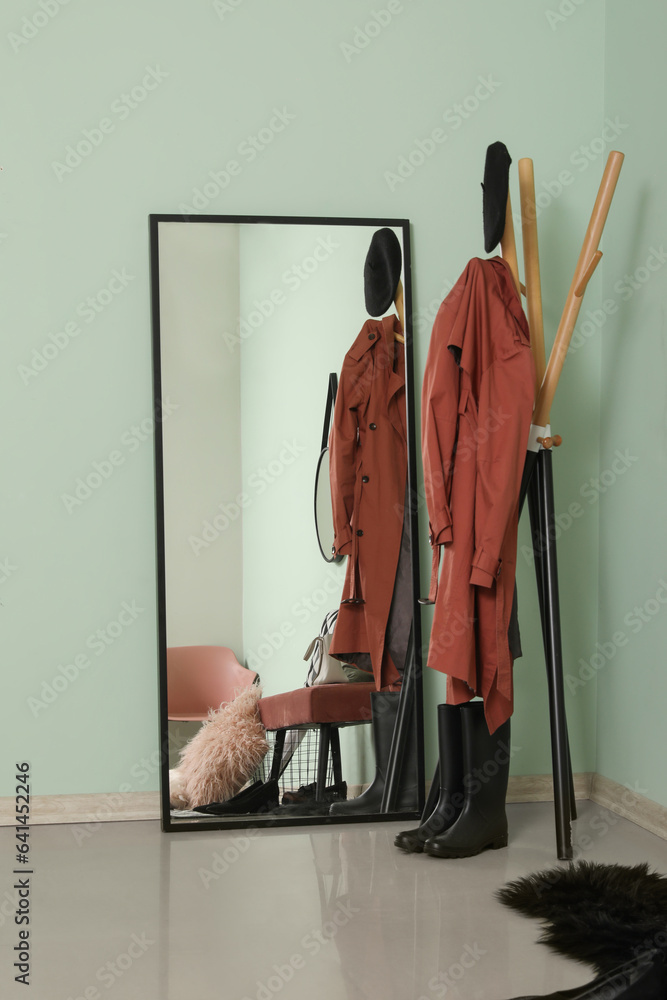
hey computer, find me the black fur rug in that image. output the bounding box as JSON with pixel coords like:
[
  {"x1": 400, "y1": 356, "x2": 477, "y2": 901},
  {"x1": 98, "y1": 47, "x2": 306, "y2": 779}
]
[{"x1": 497, "y1": 861, "x2": 667, "y2": 974}]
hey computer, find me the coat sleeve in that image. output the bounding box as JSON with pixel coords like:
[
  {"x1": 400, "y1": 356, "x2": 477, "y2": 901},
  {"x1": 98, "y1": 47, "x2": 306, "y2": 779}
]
[
  {"x1": 329, "y1": 356, "x2": 362, "y2": 557},
  {"x1": 421, "y1": 302, "x2": 461, "y2": 548},
  {"x1": 469, "y1": 350, "x2": 534, "y2": 586}
]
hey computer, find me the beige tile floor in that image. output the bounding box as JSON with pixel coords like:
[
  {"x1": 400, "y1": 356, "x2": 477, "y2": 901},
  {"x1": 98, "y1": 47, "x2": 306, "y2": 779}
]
[{"x1": 2, "y1": 800, "x2": 667, "y2": 1000}]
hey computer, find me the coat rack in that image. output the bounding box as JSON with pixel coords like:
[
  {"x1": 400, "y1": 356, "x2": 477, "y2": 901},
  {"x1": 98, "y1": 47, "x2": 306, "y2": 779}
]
[
  {"x1": 515, "y1": 150, "x2": 624, "y2": 858},
  {"x1": 383, "y1": 150, "x2": 624, "y2": 862}
]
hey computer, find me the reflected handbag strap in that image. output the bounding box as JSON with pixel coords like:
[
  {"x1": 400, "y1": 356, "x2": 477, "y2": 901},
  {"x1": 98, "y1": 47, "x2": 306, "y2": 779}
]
[
  {"x1": 304, "y1": 610, "x2": 339, "y2": 685},
  {"x1": 304, "y1": 636, "x2": 325, "y2": 685}
]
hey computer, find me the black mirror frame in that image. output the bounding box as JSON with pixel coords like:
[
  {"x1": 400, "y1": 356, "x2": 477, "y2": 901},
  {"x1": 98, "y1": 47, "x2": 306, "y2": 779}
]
[{"x1": 149, "y1": 214, "x2": 425, "y2": 833}]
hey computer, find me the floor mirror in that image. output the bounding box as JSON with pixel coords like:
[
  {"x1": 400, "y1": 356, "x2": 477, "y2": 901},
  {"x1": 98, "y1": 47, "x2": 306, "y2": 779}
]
[{"x1": 149, "y1": 214, "x2": 424, "y2": 831}]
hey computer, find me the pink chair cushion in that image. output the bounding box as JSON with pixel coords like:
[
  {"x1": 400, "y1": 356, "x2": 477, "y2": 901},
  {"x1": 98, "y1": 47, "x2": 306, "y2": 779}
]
[
  {"x1": 167, "y1": 646, "x2": 258, "y2": 721},
  {"x1": 258, "y1": 683, "x2": 375, "y2": 730}
]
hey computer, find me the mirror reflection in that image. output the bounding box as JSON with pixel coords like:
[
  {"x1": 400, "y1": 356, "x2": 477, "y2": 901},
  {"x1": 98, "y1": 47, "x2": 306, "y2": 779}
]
[
  {"x1": 314, "y1": 445, "x2": 338, "y2": 564},
  {"x1": 151, "y1": 217, "x2": 420, "y2": 827}
]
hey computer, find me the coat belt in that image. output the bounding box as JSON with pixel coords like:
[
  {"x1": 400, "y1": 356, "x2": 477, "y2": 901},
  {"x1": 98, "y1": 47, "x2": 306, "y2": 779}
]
[{"x1": 342, "y1": 467, "x2": 365, "y2": 603}]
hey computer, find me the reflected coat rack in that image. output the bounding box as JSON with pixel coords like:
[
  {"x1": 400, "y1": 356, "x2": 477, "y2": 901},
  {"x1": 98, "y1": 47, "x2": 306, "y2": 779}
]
[{"x1": 384, "y1": 149, "x2": 624, "y2": 860}]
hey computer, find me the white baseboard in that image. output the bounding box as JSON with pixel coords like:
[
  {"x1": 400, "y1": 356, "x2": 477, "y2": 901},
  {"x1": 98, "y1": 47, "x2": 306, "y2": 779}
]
[
  {"x1": 0, "y1": 792, "x2": 160, "y2": 827},
  {"x1": 507, "y1": 772, "x2": 594, "y2": 803},
  {"x1": 590, "y1": 773, "x2": 667, "y2": 841},
  {"x1": 3, "y1": 773, "x2": 667, "y2": 842},
  {"x1": 418, "y1": 773, "x2": 594, "y2": 804}
]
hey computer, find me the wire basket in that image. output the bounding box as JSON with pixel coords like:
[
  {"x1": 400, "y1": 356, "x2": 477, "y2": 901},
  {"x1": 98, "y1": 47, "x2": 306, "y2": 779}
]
[{"x1": 253, "y1": 728, "x2": 336, "y2": 795}]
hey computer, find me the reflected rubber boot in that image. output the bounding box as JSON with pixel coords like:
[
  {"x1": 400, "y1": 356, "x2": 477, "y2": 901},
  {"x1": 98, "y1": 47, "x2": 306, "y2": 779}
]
[
  {"x1": 394, "y1": 704, "x2": 464, "y2": 853},
  {"x1": 330, "y1": 691, "x2": 419, "y2": 815},
  {"x1": 424, "y1": 702, "x2": 510, "y2": 858}
]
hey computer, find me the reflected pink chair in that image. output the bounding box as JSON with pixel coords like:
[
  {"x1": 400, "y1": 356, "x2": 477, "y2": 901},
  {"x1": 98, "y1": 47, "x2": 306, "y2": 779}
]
[{"x1": 167, "y1": 645, "x2": 258, "y2": 721}]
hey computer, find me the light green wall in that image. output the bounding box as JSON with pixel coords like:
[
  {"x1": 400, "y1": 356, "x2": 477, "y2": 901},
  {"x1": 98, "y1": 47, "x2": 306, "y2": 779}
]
[
  {"x1": 2, "y1": 0, "x2": 619, "y2": 797},
  {"x1": 596, "y1": 0, "x2": 667, "y2": 807}
]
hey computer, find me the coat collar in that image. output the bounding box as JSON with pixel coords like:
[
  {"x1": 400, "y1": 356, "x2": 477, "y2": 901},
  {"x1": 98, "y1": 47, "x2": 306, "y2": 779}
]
[
  {"x1": 348, "y1": 314, "x2": 403, "y2": 366},
  {"x1": 492, "y1": 256, "x2": 531, "y2": 341},
  {"x1": 445, "y1": 257, "x2": 530, "y2": 371},
  {"x1": 346, "y1": 315, "x2": 406, "y2": 439}
]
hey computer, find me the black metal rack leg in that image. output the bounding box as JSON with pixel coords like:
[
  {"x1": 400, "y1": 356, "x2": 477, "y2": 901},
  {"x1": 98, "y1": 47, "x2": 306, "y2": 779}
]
[
  {"x1": 528, "y1": 460, "x2": 577, "y2": 824},
  {"x1": 381, "y1": 626, "x2": 416, "y2": 813},
  {"x1": 330, "y1": 727, "x2": 343, "y2": 787},
  {"x1": 535, "y1": 449, "x2": 573, "y2": 859},
  {"x1": 269, "y1": 728, "x2": 287, "y2": 782},
  {"x1": 566, "y1": 732, "x2": 577, "y2": 820},
  {"x1": 316, "y1": 724, "x2": 332, "y2": 803},
  {"x1": 527, "y1": 463, "x2": 547, "y2": 619}
]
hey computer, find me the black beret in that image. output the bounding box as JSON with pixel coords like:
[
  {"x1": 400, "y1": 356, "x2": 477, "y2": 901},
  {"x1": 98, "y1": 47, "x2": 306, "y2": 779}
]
[
  {"x1": 364, "y1": 228, "x2": 402, "y2": 316},
  {"x1": 482, "y1": 141, "x2": 512, "y2": 254}
]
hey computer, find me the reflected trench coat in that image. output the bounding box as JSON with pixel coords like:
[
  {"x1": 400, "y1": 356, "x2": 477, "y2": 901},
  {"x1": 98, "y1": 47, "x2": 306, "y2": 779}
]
[
  {"x1": 422, "y1": 257, "x2": 535, "y2": 733},
  {"x1": 329, "y1": 314, "x2": 407, "y2": 691}
]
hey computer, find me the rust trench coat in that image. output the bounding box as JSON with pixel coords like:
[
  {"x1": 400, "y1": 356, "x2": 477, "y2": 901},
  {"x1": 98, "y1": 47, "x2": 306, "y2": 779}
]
[
  {"x1": 329, "y1": 314, "x2": 408, "y2": 691},
  {"x1": 422, "y1": 257, "x2": 535, "y2": 733}
]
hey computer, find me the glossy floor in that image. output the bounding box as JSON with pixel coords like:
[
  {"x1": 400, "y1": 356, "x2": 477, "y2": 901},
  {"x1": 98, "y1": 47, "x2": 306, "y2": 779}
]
[{"x1": 3, "y1": 801, "x2": 667, "y2": 1000}]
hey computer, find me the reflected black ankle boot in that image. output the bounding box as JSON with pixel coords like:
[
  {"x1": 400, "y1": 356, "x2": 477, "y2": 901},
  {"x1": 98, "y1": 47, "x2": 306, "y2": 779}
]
[
  {"x1": 394, "y1": 704, "x2": 464, "y2": 853},
  {"x1": 330, "y1": 691, "x2": 419, "y2": 815},
  {"x1": 424, "y1": 702, "x2": 511, "y2": 858}
]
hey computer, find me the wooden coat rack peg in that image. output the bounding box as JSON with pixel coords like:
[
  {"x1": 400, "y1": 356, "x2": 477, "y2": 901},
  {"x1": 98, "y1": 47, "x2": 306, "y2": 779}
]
[
  {"x1": 500, "y1": 189, "x2": 521, "y2": 297},
  {"x1": 518, "y1": 158, "x2": 547, "y2": 395},
  {"x1": 394, "y1": 278, "x2": 406, "y2": 344},
  {"x1": 537, "y1": 434, "x2": 562, "y2": 450},
  {"x1": 533, "y1": 150, "x2": 624, "y2": 429}
]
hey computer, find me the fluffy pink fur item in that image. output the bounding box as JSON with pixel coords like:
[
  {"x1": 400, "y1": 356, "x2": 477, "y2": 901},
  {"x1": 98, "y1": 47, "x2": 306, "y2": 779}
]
[{"x1": 172, "y1": 685, "x2": 268, "y2": 809}]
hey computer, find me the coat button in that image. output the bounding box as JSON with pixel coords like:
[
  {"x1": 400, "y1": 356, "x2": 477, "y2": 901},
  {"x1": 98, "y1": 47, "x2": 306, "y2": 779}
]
[
  {"x1": 356, "y1": 529, "x2": 364, "y2": 537},
  {"x1": 362, "y1": 475, "x2": 369, "y2": 483},
  {"x1": 368, "y1": 333, "x2": 375, "y2": 340},
  {"x1": 369, "y1": 423, "x2": 377, "y2": 430}
]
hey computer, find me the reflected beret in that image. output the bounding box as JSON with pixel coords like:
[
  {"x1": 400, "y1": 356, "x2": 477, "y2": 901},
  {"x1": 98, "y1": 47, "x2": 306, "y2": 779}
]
[{"x1": 364, "y1": 228, "x2": 402, "y2": 316}]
